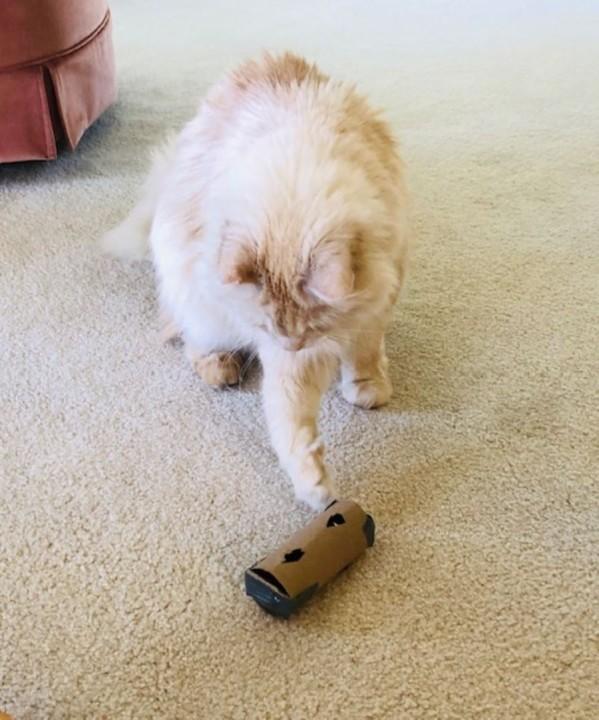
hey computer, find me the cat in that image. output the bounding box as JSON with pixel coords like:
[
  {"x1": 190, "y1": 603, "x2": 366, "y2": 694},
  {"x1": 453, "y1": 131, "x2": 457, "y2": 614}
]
[{"x1": 101, "y1": 52, "x2": 409, "y2": 510}]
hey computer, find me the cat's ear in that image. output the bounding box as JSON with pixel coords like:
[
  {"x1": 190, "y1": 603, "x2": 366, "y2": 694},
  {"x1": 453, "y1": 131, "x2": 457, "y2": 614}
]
[
  {"x1": 218, "y1": 225, "x2": 258, "y2": 285},
  {"x1": 306, "y1": 242, "x2": 354, "y2": 303}
]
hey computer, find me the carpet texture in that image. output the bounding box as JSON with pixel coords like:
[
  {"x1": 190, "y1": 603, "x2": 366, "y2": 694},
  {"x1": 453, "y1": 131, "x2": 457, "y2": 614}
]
[{"x1": 1, "y1": 1, "x2": 598, "y2": 718}]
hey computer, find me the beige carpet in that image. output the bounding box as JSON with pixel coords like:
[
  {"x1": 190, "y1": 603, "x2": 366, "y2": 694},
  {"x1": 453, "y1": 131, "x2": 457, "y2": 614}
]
[{"x1": 1, "y1": 1, "x2": 598, "y2": 718}]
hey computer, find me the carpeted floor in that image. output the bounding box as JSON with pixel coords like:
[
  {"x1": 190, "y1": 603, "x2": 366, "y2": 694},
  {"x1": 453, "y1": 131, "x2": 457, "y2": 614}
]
[{"x1": 1, "y1": 1, "x2": 598, "y2": 718}]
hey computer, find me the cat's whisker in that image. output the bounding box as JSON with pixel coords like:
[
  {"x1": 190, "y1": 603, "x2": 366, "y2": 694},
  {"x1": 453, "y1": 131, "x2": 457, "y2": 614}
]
[{"x1": 239, "y1": 349, "x2": 259, "y2": 384}]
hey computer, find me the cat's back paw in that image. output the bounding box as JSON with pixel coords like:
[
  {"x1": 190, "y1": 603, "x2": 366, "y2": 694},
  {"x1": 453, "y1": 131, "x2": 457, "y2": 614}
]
[{"x1": 190, "y1": 351, "x2": 241, "y2": 387}]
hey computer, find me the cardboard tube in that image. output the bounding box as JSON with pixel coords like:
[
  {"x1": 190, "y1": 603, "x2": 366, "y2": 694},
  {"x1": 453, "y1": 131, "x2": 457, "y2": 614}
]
[{"x1": 245, "y1": 499, "x2": 375, "y2": 618}]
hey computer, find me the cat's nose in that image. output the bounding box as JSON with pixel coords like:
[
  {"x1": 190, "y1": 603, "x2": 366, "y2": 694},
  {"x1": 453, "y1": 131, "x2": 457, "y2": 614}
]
[{"x1": 283, "y1": 337, "x2": 304, "y2": 351}]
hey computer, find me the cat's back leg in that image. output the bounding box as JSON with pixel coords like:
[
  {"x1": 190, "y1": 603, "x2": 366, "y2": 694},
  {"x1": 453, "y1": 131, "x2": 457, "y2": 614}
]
[
  {"x1": 181, "y1": 306, "x2": 248, "y2": 387},
  {"x1": 186, "y1": 349, "x2": 242, "y2": 387}
]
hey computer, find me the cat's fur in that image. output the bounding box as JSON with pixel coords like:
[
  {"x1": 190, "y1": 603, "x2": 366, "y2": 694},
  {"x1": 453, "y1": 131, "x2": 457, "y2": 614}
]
[{"x1": 102, "y1": 52, "x2": 409, "y2": 509}]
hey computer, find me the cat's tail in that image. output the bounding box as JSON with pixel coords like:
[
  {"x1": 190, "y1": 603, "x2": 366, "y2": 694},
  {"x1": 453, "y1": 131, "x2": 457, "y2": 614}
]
[
  {"x1": 100, "y1": 195, "x2": 154, "y2": 261},
  {"x1": 99, "y1": 134, "x2": 178, "y2": 261}
]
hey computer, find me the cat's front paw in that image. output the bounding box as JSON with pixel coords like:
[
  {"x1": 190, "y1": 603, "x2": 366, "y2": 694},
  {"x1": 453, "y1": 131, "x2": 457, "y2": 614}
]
[
  {"x1": 341, "y1": 372, "x2": 392, "y2": 409},
  {"x1": 290, "y1": 443, "x2": 336, "y2": 511},
  {"x1": 295, "y1": 475, "x2": 336, "y2": 512}
]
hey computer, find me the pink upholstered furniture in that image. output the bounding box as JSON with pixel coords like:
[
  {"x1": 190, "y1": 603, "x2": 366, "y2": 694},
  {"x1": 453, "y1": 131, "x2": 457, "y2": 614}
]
[{"x1": 0, "y1": 0, "x2": 116, "y2": 163}]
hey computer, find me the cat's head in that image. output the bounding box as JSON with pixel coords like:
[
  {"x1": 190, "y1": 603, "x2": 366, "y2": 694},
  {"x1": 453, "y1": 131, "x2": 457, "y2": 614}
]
[
  {"x1": 218, "y1": 219, "x2": 359, "y2": 351},
  {"x1": 214, "y1": 131, "x2": 398, "y2": 351}
]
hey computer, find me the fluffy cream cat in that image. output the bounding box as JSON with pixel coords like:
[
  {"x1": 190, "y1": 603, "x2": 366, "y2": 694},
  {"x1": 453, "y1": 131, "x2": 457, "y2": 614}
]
[{"x1": 102, "y1": 52, "x2": 409, "y2": 510}]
